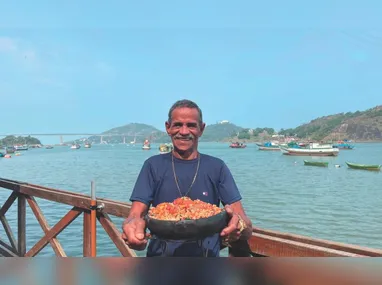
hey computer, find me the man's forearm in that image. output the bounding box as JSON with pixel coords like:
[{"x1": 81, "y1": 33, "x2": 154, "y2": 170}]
[{"x1": 126, "y1": 201, "x2": 149, "y2": 219}]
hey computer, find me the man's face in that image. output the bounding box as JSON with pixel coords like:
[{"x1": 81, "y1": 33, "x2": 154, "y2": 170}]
[{"x1": 165, "y1": 107, "x2": 205, "y2": 153}]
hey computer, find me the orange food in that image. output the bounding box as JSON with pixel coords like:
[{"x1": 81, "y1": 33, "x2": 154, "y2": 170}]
[{"x1": 148, "y1": 197, "x2": 223, "y2": 221}]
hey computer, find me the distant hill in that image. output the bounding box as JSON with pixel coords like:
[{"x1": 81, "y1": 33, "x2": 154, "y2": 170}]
[
  {"x1": 0, "y1": 135, "x2": 41, "y2": 146},
  {"x1": 87, "y1": 123, "x2": 170, "y2": 144},
  {"x1": 278, "y1": 105, "x2": 382, "y2": 141},
  {"x1": 200, "y1": 123, "x2": 244, "y2": 142}
]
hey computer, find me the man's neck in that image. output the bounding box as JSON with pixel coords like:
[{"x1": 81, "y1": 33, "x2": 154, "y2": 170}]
[{"x1": 172, "y1": 149, "x2": 199, "y2": 160}]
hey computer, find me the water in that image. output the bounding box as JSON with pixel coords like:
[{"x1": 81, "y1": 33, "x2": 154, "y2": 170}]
[{"x1": 1, "y1": 142, "x2": 382, "y2": 257}]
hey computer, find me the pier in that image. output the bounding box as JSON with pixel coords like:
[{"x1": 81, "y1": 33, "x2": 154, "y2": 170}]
[{"x1": 1, "y1": 178, "x2": 381, "y2": 258}]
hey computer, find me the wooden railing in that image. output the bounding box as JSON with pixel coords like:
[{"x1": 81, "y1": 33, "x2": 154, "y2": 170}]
[{"x1": 1, "y1": 178, "x2": 381, "y2": 257}]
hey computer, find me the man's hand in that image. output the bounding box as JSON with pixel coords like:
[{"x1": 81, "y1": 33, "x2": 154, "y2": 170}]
[
  {"x1": 220, "y1": 205, "x2": 244, "y2": 243},
  {"x1": 121, "y1": 217, "x2": 148, "y2": 251}
]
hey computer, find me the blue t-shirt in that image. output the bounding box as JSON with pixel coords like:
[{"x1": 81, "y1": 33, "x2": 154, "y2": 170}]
[{"x1": 129, "y1": 152, "x2": 242, "y2": 257}]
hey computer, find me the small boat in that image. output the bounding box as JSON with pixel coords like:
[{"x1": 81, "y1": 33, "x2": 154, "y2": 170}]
[
  {"x1": 70, "y1": 143, "x2": 81, "y2": 149},
  {"x1": 159, "y1": 143, "x2": 173, "y2": 154},
  {"x1": 84, "y1": 142, "x2": 92, "y2": 148},
  {"x1": 142, "y1": 140, "x2": 151, "y2": 150},
  {"x1": 345, "y1": 162, "x2": 381, "y2": 171},
  {"x1": 229, "y1": 142, "x2": 246, "y2": 148},
  {"x1": 333, "y1": 141, "x2": 354, "y2": 150},
  {"x1": 14, "y1": 145, "x2": 28, "y2": 151},
  {"x1": 304, "y1": 160, "x2": 329, "y2": 167},
  {"x1": 45, "y1": 145, "x2": 54, "y2": 149}
]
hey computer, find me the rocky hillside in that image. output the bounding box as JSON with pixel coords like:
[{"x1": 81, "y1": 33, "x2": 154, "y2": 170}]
[{"x1": 279, "y1": 105, "x2": 382, "y2": 141}]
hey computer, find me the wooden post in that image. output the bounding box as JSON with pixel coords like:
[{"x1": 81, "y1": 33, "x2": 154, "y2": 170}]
[
  {"x1": 90, "y1": 181, "x2": 97, "y2": 257},
  {"x1": 18, "y1": 194, "x2": 26, "y2": 256}
]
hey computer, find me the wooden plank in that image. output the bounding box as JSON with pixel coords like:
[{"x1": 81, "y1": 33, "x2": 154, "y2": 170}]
[
  {"x1": 83, "y1": 211, "x2": 91, "y2": 257},
  {"x1": 0, "y1": 179, "x2": 132, "y2": 218},
  {"x1": 0, "y1": 192, "x2": 18, "y2": 216},
  {"x1": 25, "y1": 195, "x2": 66, "y2": 257},
  {"x1": 97, "y1": 212, "x2": 137, "y2": 257},
  {"x1": 17, "y1": 194, "x2": 26, "y2": 256},
  {"x1": 0, "y1": 215, "x2": 18, "y2": 252},
  {"x1": 248, "y1": 233, "x2": 367, "y2": 257},
  {"x1": 253, "y1": 227, "x2": 382, "y2": 257},
  {"x1": 25, "y1": 207, "x2": 82, "y2": 257}
]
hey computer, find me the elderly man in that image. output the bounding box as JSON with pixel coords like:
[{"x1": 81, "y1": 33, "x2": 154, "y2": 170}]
[{"x1": 122, "y1": 99, "x2": 252, "y2": 257}]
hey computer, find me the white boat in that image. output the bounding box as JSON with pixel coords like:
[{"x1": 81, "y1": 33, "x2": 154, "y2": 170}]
[
  {"x1": 142, "y1": 139, "x2": 151, "y2": 150},
  {"x1": 280, "y1": 143, "x2": 339, "y2": 157},
  {"x1": 84, "y1": 142, "x2": 91, "y2": 148},
  {"x1": 70, "y1": 143, "x2": 81, "y2": 149}
]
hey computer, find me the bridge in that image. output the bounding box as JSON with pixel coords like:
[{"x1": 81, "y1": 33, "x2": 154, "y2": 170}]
[{"x1": 0, "y1": 132, "x2": 161, "y2": 144}]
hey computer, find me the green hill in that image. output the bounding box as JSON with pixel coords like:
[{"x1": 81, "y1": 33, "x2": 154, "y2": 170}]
[
  {"x1": 278, "y1": 105, "x2": 382, "y2": 141},
  {"x1": 0, "y1": 135, "x2": 41, "y2": 146},
  {"x1": 87, "y1": 123, "x2": 170, "y2": 144},
  {"x1": 200, "y1": 123, "x2": 244, "y2": 142}
]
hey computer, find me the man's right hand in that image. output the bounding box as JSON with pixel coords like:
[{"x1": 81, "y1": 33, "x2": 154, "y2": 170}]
[{"x1": 121, "y1": 217, "x2": 148, "y2": 251}]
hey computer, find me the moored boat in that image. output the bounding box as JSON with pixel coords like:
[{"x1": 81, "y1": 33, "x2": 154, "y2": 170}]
[
  {"x1": 70, "y1": 143, "x2": 81, "y2": 149},
  {"x1": 142, "y1": 139, "x2": 151, "y2": 150},
  {"x1": 229, "y1": 142, "x2": 246, "y2": 148},
  {"x1": 280, "y1": 143, "x2": 339, "y2": 157},
  {"x1": 345, "y1": 162, "x2": 381, "y2": 171},
  {"x1": 257, "y1": 142, "x2": 280, "y2": 151},
  {"x1": 303, "y1": 160, "x2": 329, "y2": 167},
  {"x1": 333, "y1": 141, "x2": 354, "y2": 150}
]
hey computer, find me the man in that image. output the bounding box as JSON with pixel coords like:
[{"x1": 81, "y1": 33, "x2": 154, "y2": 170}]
[{"x1": 122, "y1": 99, "x2": 252, "y2": 257}]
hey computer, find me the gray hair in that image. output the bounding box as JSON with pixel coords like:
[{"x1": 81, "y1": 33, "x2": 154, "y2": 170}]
[{"x1": 167, "y1": 99, "x2": 203, "y2": 125}]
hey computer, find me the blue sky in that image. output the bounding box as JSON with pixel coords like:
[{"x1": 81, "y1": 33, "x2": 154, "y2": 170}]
[{"x1": 1, "y1": 1, "x2": 382, "y2": 144}]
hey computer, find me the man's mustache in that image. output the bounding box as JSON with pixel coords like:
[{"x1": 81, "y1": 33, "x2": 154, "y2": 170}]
[{"x1": 173, "y1": 134, "x2": 195, "y2": 140}]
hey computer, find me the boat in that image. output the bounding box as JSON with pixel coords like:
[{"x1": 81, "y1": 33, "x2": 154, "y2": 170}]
[
  {"x1": 14, "y1": 145, "x2": 28, "y2": 151},
  {"x1": 229, "y1": 142, "x2": 246, "y2": 148},
  {"x1": 303, "y1": 160, "x2": 329, "y2": 167},
  {"x1": 345, "y1": 162, "x2": 381, "y2": 171},
  {"x1": 258, "y1": 142, "x2": 280, "y2": 151},
  {"x1": 84, "y1": 142, "x2": 92, "y2": 148},
  {"x1": 70, "y1": 143, "x2": 81, "y2": 149},
  {"x1": 280, "y1": 142, "x2": 339, "y2": 156},
  {"x1": 333, "y1": 141, "x2": 354, "y2": 150},
  {"x1": 142, "y1": 140, "x2": 151, "y2": 150},
  {"x1": 159, "y1": 143, "x2": 173, "y2": 154},
  {"x1": 45, "y1": 145, "x2": 54, "y2": 149}
]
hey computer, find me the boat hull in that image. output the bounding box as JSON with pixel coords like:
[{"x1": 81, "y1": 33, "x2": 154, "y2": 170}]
[
  {"x1": 346, "y1": 162, "x2": 381, "y2": 171},
  {"x1": 258, "y1": 146, "x2": 280, "y2": 151},
  {"x1": 280, "y1": 147, "x2": 339, "y2": 157},
  {"x1": 304, "y1": 160, "x2": 329, "y2": 167}
]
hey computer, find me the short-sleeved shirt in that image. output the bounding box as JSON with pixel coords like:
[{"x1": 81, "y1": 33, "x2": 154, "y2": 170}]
[{"x1": 129, "y1": 152, "x2": 242, "y2": 257}]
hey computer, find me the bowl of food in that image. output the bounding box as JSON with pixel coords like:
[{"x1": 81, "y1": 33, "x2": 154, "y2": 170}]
[{"x1": 145, "y1": 197, "x2": 228, "y2": 240}]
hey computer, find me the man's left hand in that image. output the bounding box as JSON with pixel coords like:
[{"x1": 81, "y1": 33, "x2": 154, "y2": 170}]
[{"x1": 220, "y1": 205, "x2": 244, "y2": 242}]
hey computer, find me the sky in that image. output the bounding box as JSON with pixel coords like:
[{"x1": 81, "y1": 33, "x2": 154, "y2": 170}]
[{"x1": 1, "y1": 1, "x2": 382, "y2": 144}]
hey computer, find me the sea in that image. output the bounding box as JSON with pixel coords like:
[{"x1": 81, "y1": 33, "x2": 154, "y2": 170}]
[{"x1": 1, "y1": 142, "x2": 381, "y2": 257}]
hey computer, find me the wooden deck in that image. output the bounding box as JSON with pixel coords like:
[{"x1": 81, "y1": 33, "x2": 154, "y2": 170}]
[{"x1": 1, "y1": 177, "x2": 381, "y2": 257}]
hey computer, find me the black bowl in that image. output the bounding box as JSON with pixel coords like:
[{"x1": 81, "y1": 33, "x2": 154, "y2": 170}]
[{"x1": 145, "y1": 210, "x2": 228, "y2": 240}]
